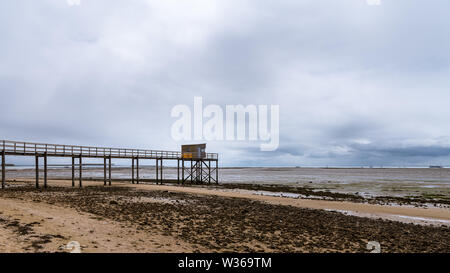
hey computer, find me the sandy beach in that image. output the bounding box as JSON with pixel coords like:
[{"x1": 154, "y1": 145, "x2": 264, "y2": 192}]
[
  {"x1": 2, "y1": 0, "x2": 450, "y2": 261},
  {"x1": 0, "y1": 178, "x2": 449, "y2": 253}
]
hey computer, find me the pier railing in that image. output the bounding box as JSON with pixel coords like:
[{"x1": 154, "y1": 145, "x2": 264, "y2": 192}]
[{"x1": 0, "y1": 140, "x2": 218, "y2": 160}]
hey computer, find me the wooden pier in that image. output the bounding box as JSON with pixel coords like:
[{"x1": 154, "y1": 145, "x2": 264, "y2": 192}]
[{"x1": 0, "y1": 140, "x2": 218, "y2": 189}]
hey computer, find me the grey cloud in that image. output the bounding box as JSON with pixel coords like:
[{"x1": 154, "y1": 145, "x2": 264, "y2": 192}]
[
  {"x1": 351, "y1": 144, "x2": 450, "y2": 158},
  {"x1": 1, "y1": 1, "x2": 450, "y2": 166}
]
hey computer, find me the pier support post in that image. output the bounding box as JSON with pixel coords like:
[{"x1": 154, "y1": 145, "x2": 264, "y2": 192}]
[
  {"x1": 35, "y1": 156, "x2": 39, "y2": 189},
  {"x1": 156, "y1": 158, "x2": 159, "y2": 184},
  {"x1": 132, "y1": 158, "x2": 135, "y2": 184},
  {"x1": 156, "y1": 159, "x2": 159, "y2": 185},
  {"x1": 79, "y1": 157, "x2": 82, "y2": 188},
  {"x1": 177, "y1": 159, "x2": 180, "y2": 184},
  {"x1": 160, "y1": 159, "x2": 163, "y2": 183},
  {"x1": 136, "y1": 157, "x2": 139, "y2": 184},
  {"x1": 2, "y1": 150, "x2": 5, "y2": 189},
  {"x1": 190, "y1": 160, "x2": 193, "y2": 183},
  {"x1": 108, "y1": 157, "x2": 111, "y2": 186},
  {"x1": 182, "y1": 159, "x2": 185, "y2": 185},
  {"x1": 44, "y1": 153, "x2": 47, "y2": 189},
  {"x1": 104, "y1": 157, "x2": 107, "y2": 186},
  {"x1": 72, "y1": 157, "x2": 75, "y2": 187}
]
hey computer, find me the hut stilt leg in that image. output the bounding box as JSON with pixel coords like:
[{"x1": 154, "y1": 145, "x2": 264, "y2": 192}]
[
  {"x1": 208, "y1": 161, "x2": 211, "y2": 184},
  {"x1": 216, "y1": 160, "x2": 218, "y2": 184},
  {"x1": 182, "y1": 159, "x2": 185, "y2": 185},
  {"x1": 190, "y1": 160, "x2": 193, "y2": 184}
]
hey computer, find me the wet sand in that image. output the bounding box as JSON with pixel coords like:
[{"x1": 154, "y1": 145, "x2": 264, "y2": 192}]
[
  {"x1": 0, "y1": 179, "x2": 449, "y2": 253},
  {"x1": 125, "y1": 183, "x2": 450, "y2": 226},
  {"x1": 0, "y1": 195, "x2": 198, "y2": 253},
  {"x1": 5, "y1": 167, "x2": 450, "y2": 201}
]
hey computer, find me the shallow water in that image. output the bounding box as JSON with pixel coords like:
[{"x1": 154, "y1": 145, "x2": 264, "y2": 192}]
[{"x1": 4, "y1": 166, "x2": 450, "y2": 199}]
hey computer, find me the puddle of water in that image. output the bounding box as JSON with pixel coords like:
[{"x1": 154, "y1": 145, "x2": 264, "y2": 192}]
[
  {"x1": 326, "y1": 209, "x2": 450, "y2": 226},
  {"x1": 252, "y1": 191, "x2": 302, "y2": 199},
  {"x1": 393, "y1": 215, "x2": 450, "y2": 224},
  {"x1": 129, "y1": 196, "x2": 186, "y2": 205}
]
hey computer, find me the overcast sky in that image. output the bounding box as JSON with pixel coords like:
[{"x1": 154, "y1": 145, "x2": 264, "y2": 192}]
[{"x1": 1, "y1": 0, "x2": 450, "y2": 167}]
